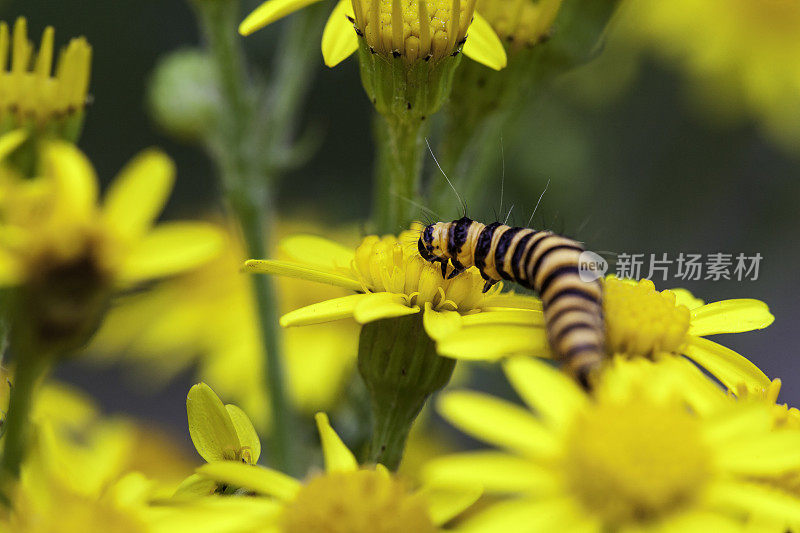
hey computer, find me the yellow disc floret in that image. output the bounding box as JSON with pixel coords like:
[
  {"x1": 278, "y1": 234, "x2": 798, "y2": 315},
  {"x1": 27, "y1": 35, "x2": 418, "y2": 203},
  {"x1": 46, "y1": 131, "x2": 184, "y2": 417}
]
[
  {"x1": 352, "y1": 230, "x2": 500, "y2": 312},
  {"x1": 0, "y1": 18, "x2": 91, "y2": 131},
  {"x1": 564, "y1": 399, "x2": 710, "y2": 527},
  {"x1": 353, "y1": 0, "x2": 477, "y2": 62},
  {"x1": 603, "y1": 278, "x2": 691, "y2": 357},
  {"x1": 281, "y1": 469, "x2": 436, "y2": 533}
]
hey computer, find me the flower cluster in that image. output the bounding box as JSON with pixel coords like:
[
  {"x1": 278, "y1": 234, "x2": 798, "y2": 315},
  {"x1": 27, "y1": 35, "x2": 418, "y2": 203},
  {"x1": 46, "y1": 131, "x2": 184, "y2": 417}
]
[{"x1": 0, "y1": 3, "x2": 796, "y2": 533}]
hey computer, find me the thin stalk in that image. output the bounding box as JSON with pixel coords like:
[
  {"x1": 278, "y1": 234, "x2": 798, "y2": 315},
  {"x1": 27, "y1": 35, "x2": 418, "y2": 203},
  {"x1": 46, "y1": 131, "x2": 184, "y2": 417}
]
[
  {"x1": 228, "y1": 188, "x2": 296, "y2": 474},
  {"x1": 0, "y1": 354, "x2": 49, "y2": 485},
  {"x1": 193, "y1": 0, "x2": 297, "y2": 474},
  {"x1": 373, "y1": 114, "x2": 426, "y2": 234}
]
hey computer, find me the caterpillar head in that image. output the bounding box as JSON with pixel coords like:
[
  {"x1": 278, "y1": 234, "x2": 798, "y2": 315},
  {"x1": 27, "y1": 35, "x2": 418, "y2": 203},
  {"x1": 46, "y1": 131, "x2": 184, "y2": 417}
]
[{"x1": 417, "y1": 222, "x2": 450, "y2": 262}]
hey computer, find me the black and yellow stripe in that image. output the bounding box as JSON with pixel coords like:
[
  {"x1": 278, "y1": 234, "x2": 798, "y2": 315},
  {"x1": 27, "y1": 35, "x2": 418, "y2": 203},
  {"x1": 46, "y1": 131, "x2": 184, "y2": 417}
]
[{"x1": 418, "y1": 217, "x2": 604, "y2": 387}]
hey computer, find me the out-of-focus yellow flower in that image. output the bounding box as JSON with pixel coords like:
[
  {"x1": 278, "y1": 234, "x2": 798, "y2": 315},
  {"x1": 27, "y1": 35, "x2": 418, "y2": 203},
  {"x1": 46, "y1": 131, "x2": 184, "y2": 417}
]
[
  {"x1": 89, "y1": 219, "x2": 360, "y2": 429},
  {"x1": 478, "y1": 0, "x2": 562, "y2": 51},
  {"x1": 617, "y1": 0, "x2": 800, "y2": 151},
  {"x1": 0, "y1": 140, "x2": 221, "y2": 352},
  {"x1": 0, "y1": 376, "x2": 194, "y2": 532},
  {"x1": 244, "y1": 225, "x2": 541, "y2": 354},
  {"x1": 0, "y1": 18, "x2": 91, "y2": 141},
  {"x1": 240, "y1": 0, "x2": 506, "y2": 69},
  {"x1": 435, "y1": 276, "x2": 774, "y2": 394},
  {"x1": 194, "y1": 412, "x2": 481, "y2": 532},
  {"x1": 425, "y1": 357, "x2": 800, "y2": 531}
]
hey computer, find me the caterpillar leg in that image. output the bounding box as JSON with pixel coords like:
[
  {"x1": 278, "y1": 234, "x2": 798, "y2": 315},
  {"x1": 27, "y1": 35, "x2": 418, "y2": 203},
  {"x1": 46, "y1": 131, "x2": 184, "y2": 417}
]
[
  {"x1": 482, "y1": 279, "x2": 498, "y2": 293},
  {"x1": 446, "y1": 258, "x2": 466, "y2": 279},
  {"x1": 439, "y1": 260, "x2": 449, "y2": 277}
]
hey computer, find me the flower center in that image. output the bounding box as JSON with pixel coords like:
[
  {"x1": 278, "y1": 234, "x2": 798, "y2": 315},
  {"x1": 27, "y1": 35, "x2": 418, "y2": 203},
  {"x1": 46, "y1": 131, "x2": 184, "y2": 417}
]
[
  {"x1": 603, "y1": 278, "x2": 690, "y2": 358},
  {"x1": 352, "y1": 0, "x2": 474, "y2": 62},
  {"x1": 352, "y1": 231, "x2": 498, "y2": 312},
  {"x1": 280, "y1": 469, "x2": 436, "y2": 533},
  {"x1": 563, "y1": 400, "x2": 710, "y2": 527}
]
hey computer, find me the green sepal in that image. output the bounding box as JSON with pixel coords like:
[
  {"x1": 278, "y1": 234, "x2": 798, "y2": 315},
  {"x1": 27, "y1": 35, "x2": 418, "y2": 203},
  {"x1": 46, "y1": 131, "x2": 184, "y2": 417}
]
[
  {"x1": 357, "y1": 38, "x2": 462, "y2": 121},
  {"x1": 358, "y1": 313, "x2": 456, "y2": 470}
]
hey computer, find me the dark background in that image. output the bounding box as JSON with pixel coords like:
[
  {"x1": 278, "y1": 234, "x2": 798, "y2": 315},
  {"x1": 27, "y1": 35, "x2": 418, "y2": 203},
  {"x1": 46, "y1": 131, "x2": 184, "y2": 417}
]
[{"x1": 4, "y1": 1, "x2": 799, "y2": 444}]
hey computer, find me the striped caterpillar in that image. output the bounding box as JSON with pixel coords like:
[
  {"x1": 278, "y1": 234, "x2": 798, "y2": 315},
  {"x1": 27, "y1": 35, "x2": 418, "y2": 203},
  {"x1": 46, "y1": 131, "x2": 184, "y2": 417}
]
[{"x1": 417, "y1": 217, "x2": 604, "y2": 387}]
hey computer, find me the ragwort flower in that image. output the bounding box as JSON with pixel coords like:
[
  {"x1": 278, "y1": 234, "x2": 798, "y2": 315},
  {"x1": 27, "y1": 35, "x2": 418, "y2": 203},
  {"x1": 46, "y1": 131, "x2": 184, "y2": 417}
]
[
  {"x1": 194, "y1": 412, "x2": 481, "y2": 532},
  {"x1": 240, "y1": 0, "x2": 506, "y2": 69},
  {"x1": 0, "y1": 140, "x2": 222, "y2": 352},
  {"x1": 619, "y1": 0, "x2": 800, "y2": 151},
  {"x1": 243, "y1": 225, "x2": 541, "y2": 354},
  {"x1": 0, "y1": 18, "x2": 91, "y2": 141},
  {"x1": 424, "y1": 356, "x2": 800, "y2": 532},
  {"x1": 435, "y1": 276, "x2": 775, "y2": 394},
  {"x1": 89, "y1": 219, "x2": 360, "y2": 430}
]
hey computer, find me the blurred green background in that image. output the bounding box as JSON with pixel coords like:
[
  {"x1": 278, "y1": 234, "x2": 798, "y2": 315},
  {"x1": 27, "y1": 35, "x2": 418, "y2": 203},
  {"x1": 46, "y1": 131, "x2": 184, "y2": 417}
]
[{"x1": 3, "y1": 0, "x2": 799, "y2": 433}]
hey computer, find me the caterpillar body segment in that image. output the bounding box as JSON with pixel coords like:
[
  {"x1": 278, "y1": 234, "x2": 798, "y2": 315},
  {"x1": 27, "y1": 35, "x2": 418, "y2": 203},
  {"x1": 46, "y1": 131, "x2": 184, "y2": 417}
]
[{"x1": 418, "y1": 217, "x2": 605, "y2": 387}]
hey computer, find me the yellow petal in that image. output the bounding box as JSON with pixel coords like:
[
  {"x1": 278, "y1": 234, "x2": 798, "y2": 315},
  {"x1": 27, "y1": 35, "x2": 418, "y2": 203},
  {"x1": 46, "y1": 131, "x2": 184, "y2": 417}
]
[
  {"x1": 321, "y1": 0, "x2": 358, "y2": 67},
  {"x1": 187, "y1": 383, "x2": 240, "y2": 463},
  {"x1": 715, "y1": 430, "x2": 800, "y2": 475},
  {"x1": 457, "y1": 497, "x2": 595, "y2": 533},
  {"x1": 423, "y1": 304, "x2": 463, "y2": 341},
  {"x1": 683, "y1": 337, "x2": 770, "y2": 392},
  {"x1": 462, "y1": 12, "x2": 507, "y2": 71},
  {"x1": 503, "y1": 356, "x2": 586, "y2": 431},
  {"x1": 119, "y1": 222, "x2": 223, "y2": 285},
  {"x1": 706, "y1": 480, "x2": 800, "y2": 525},
  {"x1": 689, "y1": 299, "x2": 774, "y2": 336},
  {"x1": 353, "y1": 292, "x2": 419, "y2": 323},
  {"x1": 423, "y1": 451, "x2": 555, "y2": 493},
  {"x1": 226, "y1": 404, "x2": 261, "y2": 464},
  {"x1": 461, "y1": 309, "x2": 544, "y2": 326},
  {"x1": 279, "y1": 234, "x2": 355, "y2": 270},
  {"x1": 244, "y1": 259, "x2": 362, "y2": 291},
  {"x1": 437, "y1": 391, "x2": 557, "y2": 457},
  {"x1": 280, "y1": 293, "x2": 366, "y2": 326},
  {"x1": 0, "y1": 129, "x2": 27, "y2": 160},
  {"x1": 0, "y1": 248, "x2": 22, "y2": 286},
  {"x1": 672, "y1": 288, "x2": 705, "y2": 310},
  {"x1": 482, "y1": 291, "x2": 543, "y2": 310},
  {"x1": 103, "y1": 149, "x2": 175, "y2": 240},
  {"x1": 420, "y1": 484, "x2": 482, "y2": 526},
  {"x1": 315, "y1": 412, "x2": 358, "y2": 473},
  {"x1": 436, "y1": 324, "x2": 550, "y2": 361},
  {"x1": 239, "y1": 0, "x2": 323, "y2": 36},
  {"x1": 45, "y1": 141, "x2": 98, "y2": 223},
  {"x1": 197, "y1": 462, "x2": 301, "y2": 500},
  {"x1": 173, "y1": 474, "x2": 218, "y2": 498}
]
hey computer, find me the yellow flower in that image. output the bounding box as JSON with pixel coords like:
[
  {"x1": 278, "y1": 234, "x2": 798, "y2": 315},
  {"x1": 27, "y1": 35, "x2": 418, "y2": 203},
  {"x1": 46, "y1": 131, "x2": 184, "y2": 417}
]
[
  {"x1": 0, "y1": 18, "x2": 91, "y2": 138},
  {"x1": 243, "y1": 226, "x2": 541, "y2": 353},
  {"x1": 194, "y1": 412, "x2": 481, "y2": 532},
  {"x1": 0, "y1": 377, "x2": 268, "y2": 533},
  {"x1": 478, "y1": 0, "x2": 562, "y2": 51},
  {"x1": 435, "y1": 276, "x2": 774, "y2": 393},
  {"x1": 618, "y1": 0, "x2": 800, "y2": 151},
  {"x1": 0, "y1": 140, "x2": 222, "y2": 351},
  {"x1": 241, "y1": 0, "x2": 507, "y2": 69},
  {"x1": 88, "y1": 219, "x2": 360, "y2": 429},
  {"x1": 424, "y1": 357, "x2": 800, "y2": 531}
]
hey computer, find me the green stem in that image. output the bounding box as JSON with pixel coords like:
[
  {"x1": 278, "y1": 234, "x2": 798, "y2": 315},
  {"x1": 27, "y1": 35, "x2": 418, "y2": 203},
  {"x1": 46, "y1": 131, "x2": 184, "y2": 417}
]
[
  {"x1": 373, "y1": 114, "x2": 427, "y2": 235},
  {"x1": 229, "y1": 189, "x2": 296, "y2": 475},
  {"x1": 193, "y1": 0, "x2": 298, "y2": 474},
  {"x1": 0, "y1": 354, "x2": 49, "y2": 486}
]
